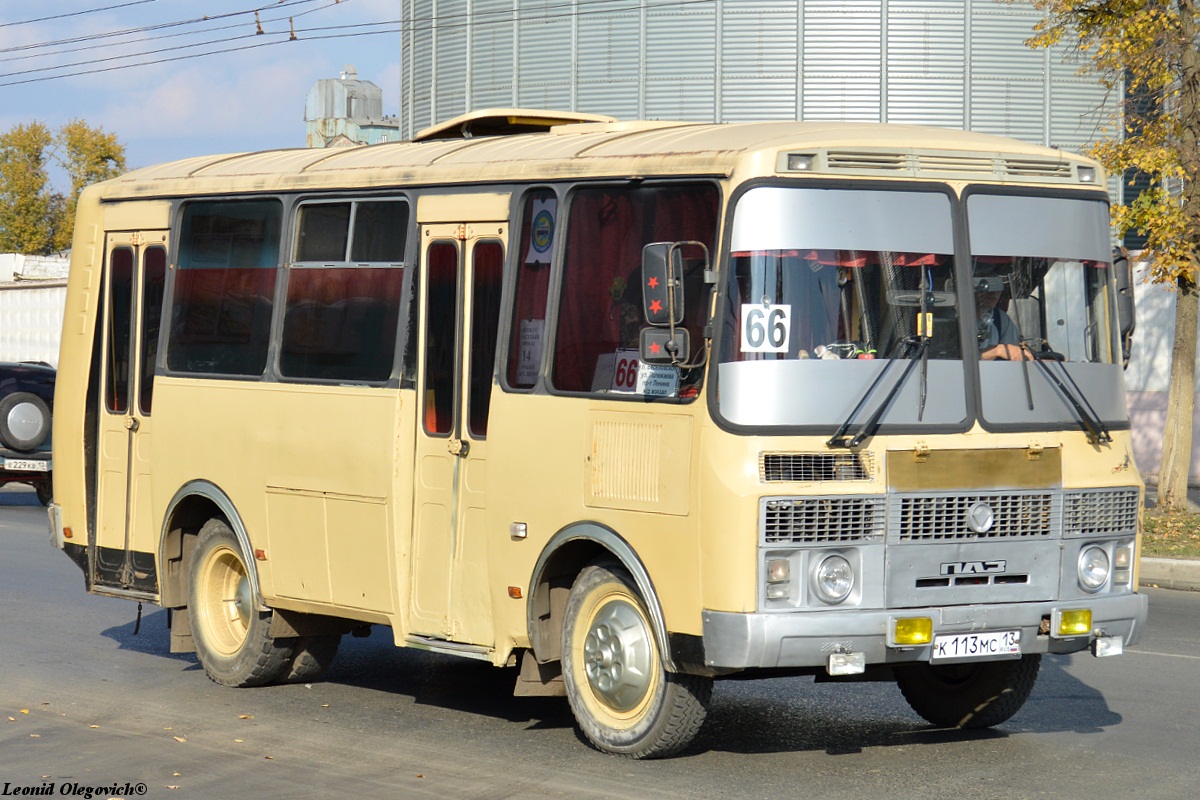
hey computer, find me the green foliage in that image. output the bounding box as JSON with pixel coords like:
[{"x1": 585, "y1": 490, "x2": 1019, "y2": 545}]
[
  {"x1": 1029, "y1": 1, "x2": 1200, "y2": 511},
  {"x1": 1028, "y1": 0, "x2": 1200, "y2": 286},
  {"x1": 0, "y1": 119, "x2": 127, "y2": 255},
  {"x1": 0, "y1": 122, "x2": 56, "y2": 254}
]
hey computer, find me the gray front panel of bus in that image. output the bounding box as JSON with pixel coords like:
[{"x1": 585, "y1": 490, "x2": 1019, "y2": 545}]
[{"x1": 719, "y1": 359, "x2": 967, "y2": 428}]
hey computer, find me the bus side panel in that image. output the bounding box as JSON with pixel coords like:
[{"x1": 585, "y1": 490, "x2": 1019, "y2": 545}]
[
  {"x1": 485, "y1": 391, "x2": 705, "y2": 652},
  {"x1": 149, "y1": 378, "x2": 404, "y2": 621}
]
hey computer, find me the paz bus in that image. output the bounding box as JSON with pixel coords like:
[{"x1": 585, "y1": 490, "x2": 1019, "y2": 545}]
[{"x1": 49, "y1": 109, "x2": 1147, "y2": 758}]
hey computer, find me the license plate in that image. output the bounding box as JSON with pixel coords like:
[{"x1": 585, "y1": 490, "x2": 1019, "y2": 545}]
[
  {"x1": 931, "y1": 630, "x2": 1020, "y2": 661},
  {"x1": 1, "y1": 458, "x2": 49, "y2": 472}
]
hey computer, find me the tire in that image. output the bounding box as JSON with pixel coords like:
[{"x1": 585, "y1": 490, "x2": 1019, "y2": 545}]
[
  {"x1": 282, "y1": 635, "x2": 342, "y2": 683},
  {"x1": 0, "y1": 392, "x2": 50, "y2": 451},
  {"x1": 895, "y1": 653, "x2": 1041, "y2": 729},
  {"x1": 562, "y1": 564, "x2": 712, "y2": 758},
  {"x1": 189, "y1": 519, "x2": 292, "y2": 687},
  {"x1": 34, "y1": 478, "x2": 52, "y2": 506}
]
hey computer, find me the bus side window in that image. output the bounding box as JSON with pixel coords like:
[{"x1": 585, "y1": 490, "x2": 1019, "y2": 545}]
[
  {"x1": 168, "y1": 200, "x2": 282, "y2": 377},
  {"x1": 279, "y1": 266, "x2": 403, "y2": 382},
  {"x1": 280, "y1": 199, "x2": 409, "y2": 383},
  {"x1": 505, "y1": 189, "x2": 556, "y2": 390},
  {"x1": 551, "y1": 183, "x2": 718, "y2": 395}
]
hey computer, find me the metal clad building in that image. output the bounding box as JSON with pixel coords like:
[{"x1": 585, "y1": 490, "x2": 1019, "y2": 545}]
[{"x1": 399, "y1": 1, "x2": 1114, "y2": 175}]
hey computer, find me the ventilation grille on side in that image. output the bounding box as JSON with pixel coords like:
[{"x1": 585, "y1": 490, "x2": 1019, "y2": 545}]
[
  {"x1": 760, "y1": 452, "x2": 874, "y2": 483},
  {"x1": 762, "y1": 496, "x2": 886, "y2": 545}
]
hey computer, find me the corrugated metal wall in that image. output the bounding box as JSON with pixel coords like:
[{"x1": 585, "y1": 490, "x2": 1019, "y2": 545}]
[
  {"x1": 0, "y1": 283, "x2": 67, "y2": 367},
  {"x1": 399, "y1": 1, "x2": 1116, "y2": 174}
]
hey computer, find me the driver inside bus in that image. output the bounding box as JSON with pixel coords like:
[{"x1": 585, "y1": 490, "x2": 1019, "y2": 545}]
[{"x1": 974, "y1": 262, "x2": 1032, "y2": 361}]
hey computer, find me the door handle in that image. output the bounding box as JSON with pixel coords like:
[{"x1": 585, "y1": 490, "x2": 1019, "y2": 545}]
[
  {"x1": 124, "y1": 417, "x2": 140, "y2": 432},
  {"x1": 448, "y1": 438, "x2": 470, "y2": 457}
]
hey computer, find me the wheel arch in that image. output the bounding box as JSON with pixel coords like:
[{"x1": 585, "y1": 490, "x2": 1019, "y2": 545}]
[
  {"x1": 159, "y1": 480, "x2": 265, "y2": 611},
  {"x1": 526, "y1": 522, "x2": 676, "y2": 672}
]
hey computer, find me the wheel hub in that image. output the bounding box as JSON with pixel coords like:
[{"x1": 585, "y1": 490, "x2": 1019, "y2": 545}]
[
  {"x1": 583, "y1": 599, "x2": 653, "y2": 712},
  {"x1": 233, "y1": 574, "x2": 251, "y2": 626}
]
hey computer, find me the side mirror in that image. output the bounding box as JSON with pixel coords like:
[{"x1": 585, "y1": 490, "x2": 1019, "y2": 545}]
[
  {"x1": 1113, "y1": 248, "x2": 1135, "y2": 367},
  {"x1": 640, "y1": 328, "x2": 690, "y2": 365},
  {"x1": 639, "y1": 241, "x2": 707, "y2": 364},
  {"x1": 641, "y1": 242, "x2": 686, "y2": 326}
]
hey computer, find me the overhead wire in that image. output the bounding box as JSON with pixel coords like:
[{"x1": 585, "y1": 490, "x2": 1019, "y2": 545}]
[
  {"x1": 0, "y1": 0, "x2": 718, "y2": 89},
  {"x1": 0, "y1": 0, "x2": 162, "y2": 30}
]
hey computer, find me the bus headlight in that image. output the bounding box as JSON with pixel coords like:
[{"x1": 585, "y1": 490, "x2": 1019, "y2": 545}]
[
  {"x1": 813, "y1": 554, "x2": 854, "y2": 604},
  {"x1": 1078, "y1": 545, "x2": 1110, "y2": 592}
]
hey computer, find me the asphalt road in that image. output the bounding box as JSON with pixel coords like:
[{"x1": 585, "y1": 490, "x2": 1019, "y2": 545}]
[{"x1": 2, "y1": 485, "x2": 1198, "y2": 800}]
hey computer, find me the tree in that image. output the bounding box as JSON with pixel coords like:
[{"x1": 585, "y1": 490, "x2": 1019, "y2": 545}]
[
  {"x1": 51, "y1": 119, "x2": 127, "y2": 251},
  {"x1": 0, "y1": 119, "x2": 126, "y2": 255},
  {"x1": 1028, "y1": 0, "x2": 1200, "y2": 512},
  {"x1": 0, "y1": 121, "x2": 57, "y2": 255}
]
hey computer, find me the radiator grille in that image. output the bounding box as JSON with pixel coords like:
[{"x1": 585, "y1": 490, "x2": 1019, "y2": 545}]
[
  {"x1": 895, "y1": 492, "x2": 1056, "y2": 542},
  {"x1": 760, "y1": 452, "x2": 874, "y2": 482},
  {"x1": 1064, "y1": 487, "x2": 1140, "y2": 537},
  {"x1": 762, "y1": 496, "x2": 886, "y2": 544}
]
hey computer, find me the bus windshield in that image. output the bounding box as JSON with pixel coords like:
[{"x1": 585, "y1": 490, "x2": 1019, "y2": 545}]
[
  {"x1": 967, "y1": 193, "x2": 1126, "y2": 428},
  {"x1": 717, "y1": 186, "x2": 966, "y2": 429}
]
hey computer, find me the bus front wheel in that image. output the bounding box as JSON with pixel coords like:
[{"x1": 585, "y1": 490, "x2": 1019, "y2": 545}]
[
  {"x1": 189, "y1": 519, "x2": 291, "y2": 687},
  {"x1": 895, "y1": 653, "x2": 1041, "y2": 729},
  {"x1": 561, "y1": 563, "x2": 712, "y2": 758}
]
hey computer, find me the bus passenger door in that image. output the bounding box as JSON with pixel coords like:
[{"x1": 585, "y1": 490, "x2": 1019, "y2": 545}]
[
  {"x1": 410, "y1": 224, "x2": 506, "y2": 644},
  {"x1": 93, "y1": 232, "x2": 168, "y2": 593}
]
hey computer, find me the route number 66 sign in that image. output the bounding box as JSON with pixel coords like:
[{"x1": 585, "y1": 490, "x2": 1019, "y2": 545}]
[{"x1": 740, "y1": 304, "x2": 791, "y2": 353}]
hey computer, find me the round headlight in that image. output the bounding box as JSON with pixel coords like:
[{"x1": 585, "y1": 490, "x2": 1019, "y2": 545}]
[
  {"x1": 1078, "y1": 545, "x2": 1110, "y2": 592},
  {"x1": 813, "y1": 554, "x2": 854, "y2": 604}
]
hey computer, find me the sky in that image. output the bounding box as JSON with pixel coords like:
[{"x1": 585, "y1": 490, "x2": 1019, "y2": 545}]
[{"x1": 0, "y1": 0, "x2": 401, "y2": 190}]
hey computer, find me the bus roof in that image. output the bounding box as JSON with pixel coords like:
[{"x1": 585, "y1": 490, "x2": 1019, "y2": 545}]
[{"x1": 94, "y1": 115, "x2": 1102, "y2": 201}]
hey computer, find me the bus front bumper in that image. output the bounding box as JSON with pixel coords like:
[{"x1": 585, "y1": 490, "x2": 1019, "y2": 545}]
[{"x1": 701, "y1": 592, "x2": 1148, "y2": 670}]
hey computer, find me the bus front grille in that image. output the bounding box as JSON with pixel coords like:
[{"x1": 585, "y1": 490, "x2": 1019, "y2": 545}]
[
  {"x1": 761, "y1": 496, "x2": 886, "y2": 544},
  {"x1": 1063, "y1": 487, "x2": 1140, "y2": 537},
  {"x1": 893, "y1": 491, "x2": 1058, "y2": 542}
]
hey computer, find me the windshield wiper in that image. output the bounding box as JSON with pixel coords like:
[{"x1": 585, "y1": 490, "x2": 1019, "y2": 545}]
[
  {"x1": 1027, "y1": 349, "x2": 1112, "y2": 444},
  {"x1": 828, "y1": 336, "x2": 929, "y2": 449}
]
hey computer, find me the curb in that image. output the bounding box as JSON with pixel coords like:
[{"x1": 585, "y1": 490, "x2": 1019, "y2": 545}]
[{"x1": 1139, "y1": 557, "x2": 1200, "y2": 592}]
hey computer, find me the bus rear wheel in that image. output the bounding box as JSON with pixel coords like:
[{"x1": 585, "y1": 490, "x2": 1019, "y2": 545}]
[
  {"x1": 561, "y1": 563, "x2": 711, "y2": 758},
  {"x1": 895, "y1": 653, "x2": 1041, "y2": 729},
  {"x1": 189, "y1": 519, "x2": 291, "y2": 687},
  {"x1": 282, "y1": 635, "x2": 342, "y2": 683}
]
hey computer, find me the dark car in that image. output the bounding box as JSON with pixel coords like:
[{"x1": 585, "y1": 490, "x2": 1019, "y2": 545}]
[{"x1": 0, "y1": 361, "x2": 55, "y2": 505}]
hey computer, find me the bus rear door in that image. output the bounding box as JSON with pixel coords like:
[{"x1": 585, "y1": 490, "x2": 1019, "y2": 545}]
[{"x1": 93, "y1": 231, "x2": 168, "y2": 594}]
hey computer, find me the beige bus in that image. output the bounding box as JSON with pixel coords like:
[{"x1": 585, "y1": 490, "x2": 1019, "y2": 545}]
[{"x1": 49, "y1": 109, "x2": 1147, "y2": 758}]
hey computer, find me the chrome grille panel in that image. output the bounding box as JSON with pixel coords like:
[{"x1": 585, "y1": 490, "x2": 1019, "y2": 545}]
[
  {"x1": 892, "y1": 491, "x2": 1058, "y2": 542},
  {"x1": 761, "y1": 496, "x2": 886, "y2": 544},
  {"x1": 760, "y1": 451, "x2": 874, "y2": 483},
  {"x1": 1064, "y1": 487, "x2": 1140, "y2": 537}
]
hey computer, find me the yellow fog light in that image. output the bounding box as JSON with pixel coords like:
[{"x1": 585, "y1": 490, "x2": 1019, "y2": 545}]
[
  {"x1": 891, "y1": 617, "x2": 933, "y2": 646},
  {"x1": 1055, "y1": 608, "x2": 1093, "y2": 638}
]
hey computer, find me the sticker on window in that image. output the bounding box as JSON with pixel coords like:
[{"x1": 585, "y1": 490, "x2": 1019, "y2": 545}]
[
  {"x1": 527, "y1": 198, "x2": 556, "y2": 265},
  {"x1": 609, "y1": 348, "x2": 679, "y2": 397},
  {"x1": 740, "y1": 304, "x2": 791, "y2": 353},
  {"x1": 517, "y1": 319, "x2": 545, "y2": 384}
]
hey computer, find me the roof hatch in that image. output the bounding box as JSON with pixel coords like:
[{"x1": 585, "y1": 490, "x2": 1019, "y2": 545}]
[{"x1": 411, "y1": 108, "x2": 617, "y2": 141}]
